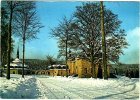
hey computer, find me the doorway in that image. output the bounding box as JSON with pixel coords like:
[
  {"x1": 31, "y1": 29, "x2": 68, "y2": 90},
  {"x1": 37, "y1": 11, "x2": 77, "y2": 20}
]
[{"x1": 97, "y1": 65, "x2": 102, "y2": 78}]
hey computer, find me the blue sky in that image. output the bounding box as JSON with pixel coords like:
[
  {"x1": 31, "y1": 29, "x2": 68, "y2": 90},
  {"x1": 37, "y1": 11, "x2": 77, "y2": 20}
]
[{"x1": 13, "y1": 1, "x2": 139, "y2": 64}]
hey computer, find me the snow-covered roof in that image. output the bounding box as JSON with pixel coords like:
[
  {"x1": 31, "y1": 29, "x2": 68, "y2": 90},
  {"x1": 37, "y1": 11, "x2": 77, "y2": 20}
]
[
  {"x1": 10, "y1": 68, "x2": 29, "y2": 70},
  {"x1": 48, "y1": 64, "x2": 67, "y2": 69},
  {"x1": 12, "y1": 58, "x2": 22, "y2": 63},
  {"x1": 5, "y1": 58, "x2": 28, "y2": 68}
]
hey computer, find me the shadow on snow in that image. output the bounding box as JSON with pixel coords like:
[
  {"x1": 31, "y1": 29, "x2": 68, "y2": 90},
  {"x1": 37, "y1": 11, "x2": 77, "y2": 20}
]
[
  {"x1": 94, "y1": 83, "x2": 138, "y2": 99},
  {"x1": 1, "y1": 77, "x2": 41, "y2": 99}
]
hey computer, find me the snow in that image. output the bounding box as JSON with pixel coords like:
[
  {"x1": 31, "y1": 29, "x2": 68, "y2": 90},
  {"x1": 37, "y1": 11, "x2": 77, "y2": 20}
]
[
  {"x1": 0, "y1": 74, "x2": 40, "y2": 99},
  {"x1": 0, "y1": 75, "x2": 139, "y2": 99}
]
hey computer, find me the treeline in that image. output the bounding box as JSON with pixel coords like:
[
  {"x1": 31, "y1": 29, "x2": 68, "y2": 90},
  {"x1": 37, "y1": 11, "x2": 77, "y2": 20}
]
[
  {"x1": 25, "y1": 59, "x2": 48, "y2": 70},
  {"x1": 24, "y1": 57, "x2": 64, "y2": 70},
  {"x1": 110, "y1": 64, "x2": 139, "y2": 78}
]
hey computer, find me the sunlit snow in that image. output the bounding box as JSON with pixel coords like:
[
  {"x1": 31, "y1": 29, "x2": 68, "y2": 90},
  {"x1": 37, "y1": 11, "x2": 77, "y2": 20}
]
[{"x1": 0, "y1": 75, "x2": 139, "y2": 99}]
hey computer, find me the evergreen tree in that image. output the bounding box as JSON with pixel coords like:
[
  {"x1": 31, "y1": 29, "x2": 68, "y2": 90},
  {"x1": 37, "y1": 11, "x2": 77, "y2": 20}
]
[{"x1": 1, "y1": 1, "x2": 19, "y2": 79}]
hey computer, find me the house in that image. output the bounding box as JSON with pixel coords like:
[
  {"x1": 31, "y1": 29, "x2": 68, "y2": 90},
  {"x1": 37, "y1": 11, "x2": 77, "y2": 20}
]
[
  {"x1": 67, "y1": 57, "x2": 110, "y2": 78},
  {"x1": 5, "y1": 58, "x2": 29, "y2": 74},
  {"x1": 34, "y1": 64, "x2": 70, "y2": 76},
  {"x1": 4, "y1": 47, "x2": 30, "y2": 74},
  {"x1": 34, "y1": 58, "x2": 110, "y2": 78}
]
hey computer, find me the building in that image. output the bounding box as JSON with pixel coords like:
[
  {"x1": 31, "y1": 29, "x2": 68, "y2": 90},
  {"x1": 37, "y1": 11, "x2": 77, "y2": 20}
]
[
  {"x1": 4, "y1": 47, "x2": 30, "y2": 74},
  {"x1": 34, "y1": 64, "x2": 69, "y2": 76},
  {"x1": 67, "y1": 57, "x2": 110, "y2": 78},
  {"x1": 34, "y1": 58, "x2": 110, "y2": 78},
  {"x1": 5, "y1": 58, "x2": 29, "y2": 74}
]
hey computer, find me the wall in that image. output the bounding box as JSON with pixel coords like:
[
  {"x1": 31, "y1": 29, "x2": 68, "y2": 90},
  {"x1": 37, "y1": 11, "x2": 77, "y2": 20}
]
[
  {"x1": 10, "y1": 69, "x2": 18, "y2": 74},
  {"x1": 67, "y1": 58, "x2": 110, "y2": 78},
  {"x1": 34, "y1": 69, "x2": 69, "y2": 76}
]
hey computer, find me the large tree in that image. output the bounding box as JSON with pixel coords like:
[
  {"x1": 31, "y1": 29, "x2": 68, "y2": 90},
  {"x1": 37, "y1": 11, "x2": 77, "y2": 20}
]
[
  {"x1": 51, "y1": 2, "x2": 128, "y2": 78},
  {"x1": 1, "y1": 1, "x2": 20, "y2": 79},
  {"x1": 13, "y1": 1, "x2": 43, "y2": 78},
  {"x1": 51, "y1": 17, "x2": 75, "y2": 76},
  {"x1": 1, "y1": 6, "x2": 15, "y2": 67},
  {"x1": 1, "y1": 6, "x2": 9, "y2": 67}
]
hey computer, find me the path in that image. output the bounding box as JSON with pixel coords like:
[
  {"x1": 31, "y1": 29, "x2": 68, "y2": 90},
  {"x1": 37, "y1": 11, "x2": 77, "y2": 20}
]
[{"x1": 35, "y1": 76, "x2": 139, "y2": 99}]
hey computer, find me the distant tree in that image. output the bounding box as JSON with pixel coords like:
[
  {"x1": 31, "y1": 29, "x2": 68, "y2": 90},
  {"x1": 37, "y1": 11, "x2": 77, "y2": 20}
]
[
  {"x1": 13, "y1": 1, "x2": 43, "y2": 78},
  {"x1": 46, "y1": 55, "x2": 57, "y2": 65}
]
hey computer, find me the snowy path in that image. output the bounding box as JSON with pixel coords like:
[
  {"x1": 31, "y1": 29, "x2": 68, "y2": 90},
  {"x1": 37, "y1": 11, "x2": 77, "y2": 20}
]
[
  {"x1": 36, "y1": 76, "x2": 139, "y2": 99},
  {"x1": 37, "y1": 77, "x2": 83, "y2": 99}
]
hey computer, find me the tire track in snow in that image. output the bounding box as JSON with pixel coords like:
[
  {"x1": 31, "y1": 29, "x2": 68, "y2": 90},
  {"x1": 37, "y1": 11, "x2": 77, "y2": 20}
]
[
  {"x1": 36, "y1": 76, "x2": 139, "y2": 99},
  {"x1": 48, "y1": 78, "x2": 108, "y2": 99},
  {"x1": 39, "y1": 78, "x2": 93, "y2": 99},
  {"x1": 37, "y1": 78, "x2": 83, "y2": 99},
  {"x1": 49, "y1": 82, "x2": 93, "y2": 99},
  {"x1": 37, "y1": 79, "x2": 58, "y2": 99}
]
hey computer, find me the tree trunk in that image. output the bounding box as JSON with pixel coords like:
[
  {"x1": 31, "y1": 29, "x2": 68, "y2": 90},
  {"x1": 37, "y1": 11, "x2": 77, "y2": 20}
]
[
  {"x1": 6, "y1": 1, "x2": 13, "y2": 80},
  {"x1": 22, "y1": 14, "x2": 27, "y2": 78},
  {"x1": 65, "y1": 31, "x2": 68, "y2": 77},
  {"x1": 100, "y1": 1, "x2": 108, "y2": 79},
  {"x1": 91, "y1": 45, "x2": 96, "y2": 78},
  {"x1": 22, "y1": 37, "x2": 25, "y2": 78},
  {"x1": 2, "y1": 52, "x2": 5, "y2": 67}
]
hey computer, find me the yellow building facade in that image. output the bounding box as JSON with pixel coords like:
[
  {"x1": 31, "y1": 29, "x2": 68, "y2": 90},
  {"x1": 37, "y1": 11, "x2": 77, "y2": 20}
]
[
  {"x1": 67, "y1": 58, "x2": 110, "y2": 78},
  {"x1": 48, "y1": 69, "x2": 69, "y2": 76},
  {"x1": 34, "y1": 69, "x2": 70, "y2": 76},
  {"x1": 10, "y1": 69, "x2": 19, "y2": 74}
]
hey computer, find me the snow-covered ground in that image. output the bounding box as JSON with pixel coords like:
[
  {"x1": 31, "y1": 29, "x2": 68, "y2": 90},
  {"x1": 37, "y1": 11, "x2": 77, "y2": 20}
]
[
  {"x1": 0, "y1": 74, "x2": 41, "y2": 99},
  {"x1": 0, "y1": 75, "x2": 139, "y2": 99}
]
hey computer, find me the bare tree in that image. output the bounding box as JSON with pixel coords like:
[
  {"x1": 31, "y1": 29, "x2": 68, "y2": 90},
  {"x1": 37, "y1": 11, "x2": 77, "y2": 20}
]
[
  {"x1": 13, "y1": 1, "x2": 43, "y2": 78},
  {"x1": 51, "y1": 2, "x2": 128, "y2": 78},
  {"x1": 51, "y1": 16, "x2": 73, "y2": 77},
  {"x1": 46, "y1": 55, "x2": 57, "y2": 65}
]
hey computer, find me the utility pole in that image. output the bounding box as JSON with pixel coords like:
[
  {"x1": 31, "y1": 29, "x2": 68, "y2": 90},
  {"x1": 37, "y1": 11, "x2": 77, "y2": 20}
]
[{"x1": 100, "y1": 1, "x2": 108, "y2": 79}]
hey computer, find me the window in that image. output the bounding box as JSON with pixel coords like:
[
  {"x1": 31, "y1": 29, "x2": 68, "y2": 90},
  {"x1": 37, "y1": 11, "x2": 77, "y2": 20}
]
[
  {"x1": 85, "y1": 68, "x2": 87, "y2": 74},
  {"x1": 91, "y1": 67, "x2": 93, "y2": 73},
  {"x1": 13, "y1": 71, "x2": 15, "y2": 74},
  {"x1": 75, "y1": 66, "x2": 77, "y2": 73}
]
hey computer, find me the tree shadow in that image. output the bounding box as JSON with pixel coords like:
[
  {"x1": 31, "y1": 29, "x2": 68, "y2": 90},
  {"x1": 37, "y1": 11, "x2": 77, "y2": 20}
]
[
  {"x1": 1, "y1": 77, "x2": 41, "y2": 99},
  {"x1": 93, "y1": 84, "x2": 138, "y2": 99}
]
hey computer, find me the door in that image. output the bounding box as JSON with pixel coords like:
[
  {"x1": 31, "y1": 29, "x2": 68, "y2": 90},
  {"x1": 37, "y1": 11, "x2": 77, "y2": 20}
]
[{"x1": 97, "y1": 65, "x2": 102, "y2": 78}]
